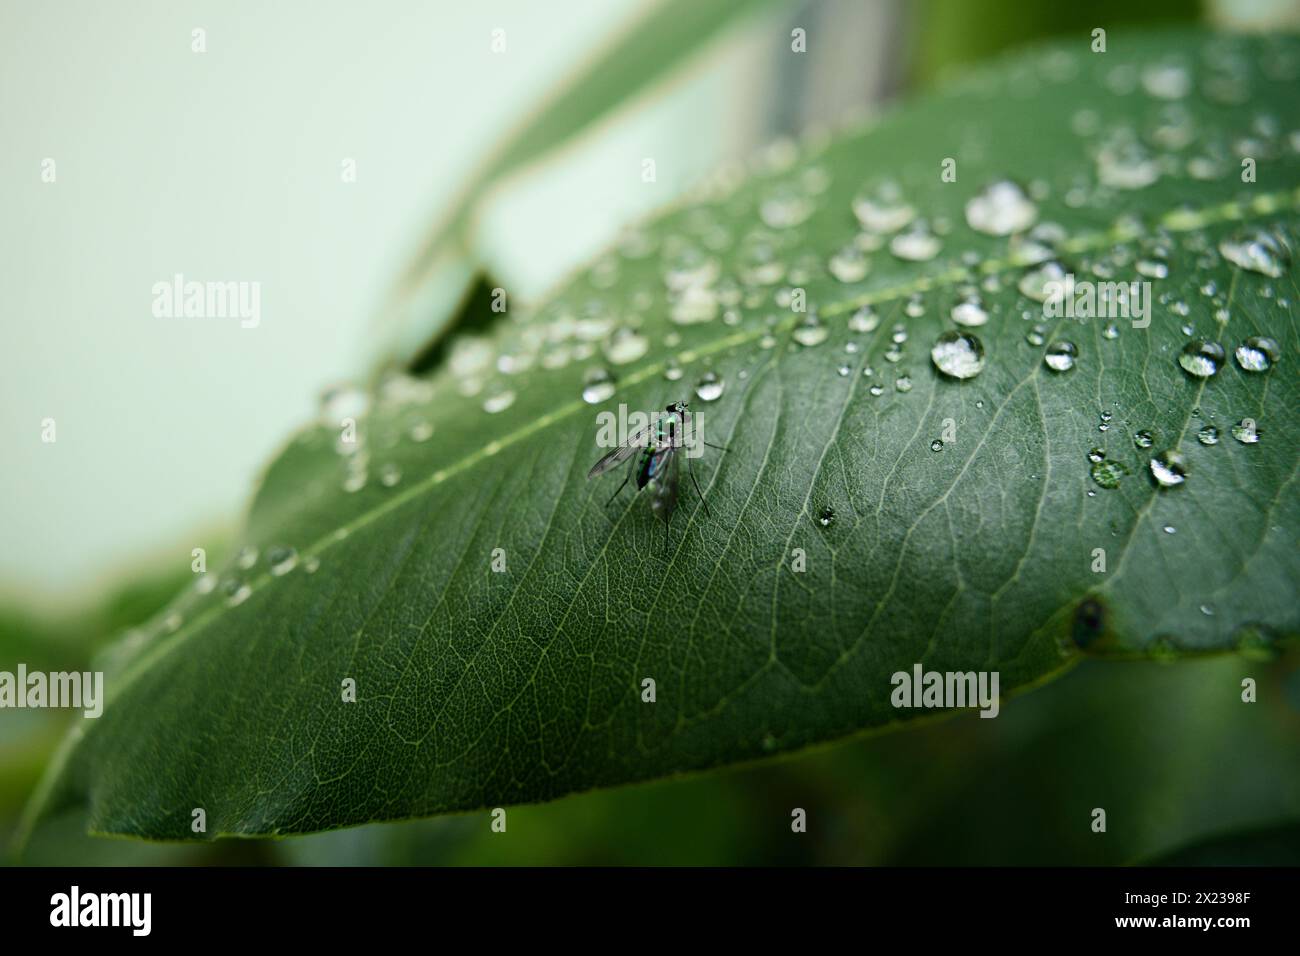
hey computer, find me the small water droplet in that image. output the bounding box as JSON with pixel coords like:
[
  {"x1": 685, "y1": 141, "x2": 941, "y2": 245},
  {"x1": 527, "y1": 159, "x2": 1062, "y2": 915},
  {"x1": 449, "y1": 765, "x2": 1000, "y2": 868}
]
[
  {"x1": 817, "y1": 506, "x2": 836, "y2": 527},
  {"x1": 408, "y1": 420, "x2": 433, "y2": 443},
  {"x1": 869, "y1": 384, "x2": 885, "y2": 397},
  {"x1": 664, "y1": 360, "x2": 684, "y2": 382},
  {"x1": 848, "y1": 305, "x2": 879, "y2": 333},
  {"x1": 1134, "y1": 429, "x2": 1154, "y2": 449},
  {"x1": 1234, "y1": 336, "x2": 1279, "y2": 372},
  {"x1": 931, "y1": 331, "x2": 986, "y2": 380},
  {"x1": 895, "y1": 374, "x2": 913, "y2": 392},
  {"x1": 303, "y1": 556, "x2": 321, "y2": 574},
  {"x1": 828, "y1": 244, "x2": 870, "y2": 283},
  {"x1": 483, "y1": 389, "x2": 516, "y2": 413},
  {"x1": 268, "y1": 546, "x2": 298, "y2": 576},
  {"x1": 694, "y1": 371, "x2": 725, "y2": 402},
  {"x1": 1090, "y1": 459, "x2": 1129, "y2": 489},
  {"x1": 965, "y1": 179, "x2": 1038, "y2": 236},
  {"x1": 1162, "y1": 525, "x2": 1176, "y2": 535},
  {"x1": 1177, "y1": 340, "x2": 1225, "y2": 378},
  {"x1": 793, "y1": 315, "x2": 829, "y2": 347},
  {"x1": 1231, "y1": 420, "x2": 1260, "y2": 444},
  {"x1": 1197, "y1": 424, "x2": 1219, "y2": 446},
  {"x1": 1018, "y1": 260, "x2": 1068, "y2": 302},
  {"x1": 1044, "y1": 341, "x2": 1078, "y2": 372},
  {"x1": 930, "y1": 439, "x2": 944, "y2": 452},
  {"x1": 603, "y1": 327, "x2": 649, "y2": 365},
  {"x1": 1150, "y1": 449, "x2": 1188, "y2": 487},
  {"x1": 1218, "y1": 228, "x2": 1291, "y2": 278},
  {"x1": 889, "y1": 220, "x2": 942, "y2": 261},
  {"x1": 236, "y1": 546, "x2": 259, "y2": 570},
  {"x1": 223, "y1": 579, "x2": 252, "y2": 607},
  {"x1": 950, "y1": 292, "x2": 989, "y2": 327},
  {"x1": 1102, "y1": 323, "x2": 1120, "y2": 340},
  {"x1": 380, "y1": 462, "x2": 403, "y2": 487},
  {"x1": 1025, "y1": 323, "x2": 1047, "y2": 347},
  {"x1": 582, "y1": 368, "x2": 617, "y2": 404},
  {"x1": 1087, "y1": 448, "x2": 1105, "y2": 463},
  {"x1": 852, "y1": 181, "x2": 914, "y2": 232}
]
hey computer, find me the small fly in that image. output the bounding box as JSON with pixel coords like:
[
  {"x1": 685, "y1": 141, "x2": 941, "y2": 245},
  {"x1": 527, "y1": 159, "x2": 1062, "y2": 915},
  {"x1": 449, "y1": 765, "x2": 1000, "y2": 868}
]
[{"x1": 587, "y1": 401, "x2": 726, "y2": 550}]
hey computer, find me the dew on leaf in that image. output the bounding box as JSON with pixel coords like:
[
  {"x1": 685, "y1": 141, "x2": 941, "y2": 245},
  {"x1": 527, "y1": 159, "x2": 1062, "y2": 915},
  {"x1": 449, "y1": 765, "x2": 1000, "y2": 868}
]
[
  {"x1": 1150, "y1": 449, "x2": 1188, "y2": 487},
  {"x1": 930, "y1": 331, "x2": 986, "y2": 380},
  {"x1": 1044, "y1": 341, "x2": 1078, "y2": 372},
  {"x1": 1177, "y1": 339, "x2": 1225, "y2": 378},
  {"x1": 1234, "y1": 336, "x2": 1279, "y2": 372}
]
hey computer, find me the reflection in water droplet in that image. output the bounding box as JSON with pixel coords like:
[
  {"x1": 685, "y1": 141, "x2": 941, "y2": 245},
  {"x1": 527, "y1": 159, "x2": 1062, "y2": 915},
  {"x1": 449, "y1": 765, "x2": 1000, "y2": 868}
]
[
  {"x1": 1103, "y1": 323, "x2": 1119, "y2": 340},
  {"x1": 1197, "y1": 424, "x2": 1219, "y2": 446},
  {"x1": 1235, "y1": 336, "x2": 1279, "y2": 372},
  {"x1": 1088, "y1": 448, "x2": 1105, "y2": 463},
  {"x1": 1218, "y1": 228, "x2": 1291, "y2": 278},
  {"x1": 694, "y1": 371, "x2": 725, "y2": 402},
  {"x1": 1177, "y1": 340, "x2": 1225, "y2": 378},
  {"x1": 1090, "y1": 459, "x2": 1129, "y2": 489},
  {"x1": 1150, "y1": 449, "x2": 1188, "y2": 487},
  {"x1": 582, "y1": 368, "x2": 617, "y2": 404},
  {"x1": 931, "y1": 331, "x2": 986, "y2": 380},
  {"x1": 965, "y1": 179, "x2": 1038, "y2": 236},
  {"x1": 1044, "y1": 341, "x2": 1078, "y2": 372},
  {"x1": 268, "y1": 546, "x2": 298, "y2": 576},
  {"x1": 930, "y1": 439, "x2": 944, "y2": 452}
]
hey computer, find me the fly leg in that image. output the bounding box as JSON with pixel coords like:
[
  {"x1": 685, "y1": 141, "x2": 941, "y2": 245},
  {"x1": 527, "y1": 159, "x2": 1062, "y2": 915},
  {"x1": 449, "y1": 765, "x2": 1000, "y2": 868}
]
[
  {"x1": 606, "y1": 454, "x2": 637, "y2": 507},
  {"x1": 687, "y1": 454, "x2": 712, "y2": 518}
]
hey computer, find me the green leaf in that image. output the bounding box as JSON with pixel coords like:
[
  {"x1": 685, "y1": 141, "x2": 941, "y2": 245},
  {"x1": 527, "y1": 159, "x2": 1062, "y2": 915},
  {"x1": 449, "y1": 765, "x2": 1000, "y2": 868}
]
[
  {"x1": 22, "y1": 29, "x2": 1300, "y2": 843},
  {"x1": 377, "y1": 0, "x2": 779, "y2": 361}
]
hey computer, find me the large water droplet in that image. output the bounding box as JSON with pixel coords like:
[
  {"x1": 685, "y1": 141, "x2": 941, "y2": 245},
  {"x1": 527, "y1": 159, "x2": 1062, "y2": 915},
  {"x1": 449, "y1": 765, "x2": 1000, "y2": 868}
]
[
  {"x1": 964, "y1": 179, "x2": 1038, "y2": 236},
  {"x1": 1234, "y1": 336, "x2": 1279, "y2": 372},
  {"x1": 1149, "y1": 449, "x2": 1188, "y2": 487},
  {"x1": 1018, "y1": 260, "x2": 1068, "y2": 302},
  {"x1": 1231, "y1": 419, "x2": 1260, "y2": 444},
  {"x1": 1044, "y1": 341, "x2": 1078, "y2": 372},
  {"x1": 848, "y1": 305, "x2": 879, "y2": 333},
  {"x1": 1218, "y1": 228, "x2": 1291, "y2": 278},
  {"x1": 931, "y1": 331, "x2": 986, "y2": 380},
  {"x1": 828, "y1": 245, "x2": 870, "y2": 283},
  {"x1": 1197, "y1": 424, "x2": 1219, "y2": 445},
  {"x1": 1178, "y1": 340, "x2": 1225, "y2": 378},
  {"x1": 603, "y1": 327, "x2": 649, "y2": 365},
  {"x1": 694, "y1": 371, "x2": 725, "y2": 402}
]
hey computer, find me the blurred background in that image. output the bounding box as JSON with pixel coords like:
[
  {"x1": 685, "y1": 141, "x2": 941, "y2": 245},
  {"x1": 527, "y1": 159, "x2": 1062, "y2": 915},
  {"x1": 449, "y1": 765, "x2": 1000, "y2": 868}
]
[{"x1": 3, "y1": 0, "x2": 1298, "y2": 864}]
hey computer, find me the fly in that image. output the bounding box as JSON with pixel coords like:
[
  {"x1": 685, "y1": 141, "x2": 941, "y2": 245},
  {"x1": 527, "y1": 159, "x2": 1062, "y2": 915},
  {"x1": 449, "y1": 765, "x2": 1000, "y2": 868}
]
[{"x1": 587, "y1": 401, "x2": 726, "y2": 551}]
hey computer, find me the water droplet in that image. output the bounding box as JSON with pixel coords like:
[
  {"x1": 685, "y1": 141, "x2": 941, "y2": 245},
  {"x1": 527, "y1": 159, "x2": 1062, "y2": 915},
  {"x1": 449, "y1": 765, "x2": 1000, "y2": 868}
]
[
  {"x1": 793, "y1": 315, "x2": 829, "y2": 347},
  {"x1": 236, "y1": 546, "x2": 259, "y2": 570},
  {"x1": 950, "y1": 292, "x2": 989, "y2": 327},
  {"x1": 1135, "y1": 256, "x2": 1169, "y2": 278},
  {"x1": 1231, "y1": 420, "x2": 1260, "y2": 444},
  {"x1": 1090, "y1": 459, "x2": 1129, "y2": 489},
  {"x1": 1134, "y1": 429, "x2": 1154, "y2": 449},
  {"x1": 759, "y1": 333, "x2": 777, "y2": 350},
  {"x1": 904, "y1": 294, "x2": 925, "y2": 318},
  {"x1": 1018, "y1": 260, "x2": 1068, "y2": 302},
  {"x1": 895, "y1": 374, "x2": 913, "y2": 392},
  {"x1": 889, "y1": 221, "x2": 942, "y2": 261},
  {"x1": 1025, "y1": 323, "x2": 1047, "y2": 347},
  {"x1": 195, "y1": 573, "x2": 217, "y2": 595},
  {"x1": 1044, "y1": 341, "x2": 1078, "y2": 372},
  {"x1": 694, "y1": 371, "x2": 725, "y2": 402},
  {"x1": 1218, "y1": 228, "x2": 1292, "y2": 278},
  {"x1": 1177, "y1": 339, "x2": 1225, "y2": 378},
  {"x1": 582, "y1": 368, "x2": 617, "y2": 404},
  {"x1": 268, "y1": 546, "x2": 298, "y2": 576},
  {"x1": 1197, "y1": 424, "x2": 1219, "y2": 446},
  {"x1": 319, "y1": 383, "x2": 371, "y2": 424},
  {"x1": 930, "y1": 439, "x2": 944, "y2": 452},
  {"x1": 1141, "y1": 61, "x2": 1191, "y2": 99},
  {"x1": 664, "y1": 360, "x2": 684, "y2": 381},
  {"x1": 848, "y1": 305, "x2": 879, "y2": 333},
  {"x1": 817, "y1": 506, "x2": 836, "y2": 527},
  {"x1": 303, "y1": 556, "x2": 321, "y2": 574},
  {"x1": 964, "y1": 179, "x2": 1038, "y2": 236},
  {"x1": 931, "y1": 331, "x2": 986, "y2": 380},
  {"x1": 1234, "y1": 336, "x2": 1279, "y2": 372},
  {"x1": 483, "y1": 389, "x2": 516, "y2": 413},
  {"x1": 1096, "y1": 133, "x2": 1160, "y2": 190},
  {"x1": 409, "y1": 420, "x2": 433, "y2": 443},
  {"x1": 223, "y1": 579, "x2": 252, "y2": 607},
  {"x1": 760, "y1": 184, "x2": 814, "y2": 229},
  {"x1": 828, "y1": 244, "x2": 870, "y2": 283},
  {"x1": 869, "y1": 384, "x2": 885, "y2": 396},
  {"x1": 379, "y1": 462, "x2": 403, "y2": 487},
  {"x1": 603, "y1": 327, "x2": 649, "y2": 365},
  {"x1": 1102, "y1": 323, "x2": 1120, "y2": 340},
  {"x1": 852, "y1": 182, "x2": 914, "y2": 233},
  {"x1": 1162, "y1": 525, "x2": 1176, "y2": 535},
  {"x1": 1149, "y1": 449, "x2": 1188, "y2": 487},
  {"x1": 1087, "y1": 448, "x2": 1106, "y2": 463}
]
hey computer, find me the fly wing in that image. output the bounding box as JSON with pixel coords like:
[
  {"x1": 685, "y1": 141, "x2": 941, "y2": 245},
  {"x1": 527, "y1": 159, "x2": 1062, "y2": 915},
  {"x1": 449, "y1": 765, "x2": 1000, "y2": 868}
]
[
  {"x1": 648, "y1": 446, "x2": 679, "y2": 523},
  {"x1": 586, "y1": 442, "x2": 641, "y2": 479},
  {"x1": 586, "y1": 417, "x2": 661, "y2": 478}
]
